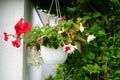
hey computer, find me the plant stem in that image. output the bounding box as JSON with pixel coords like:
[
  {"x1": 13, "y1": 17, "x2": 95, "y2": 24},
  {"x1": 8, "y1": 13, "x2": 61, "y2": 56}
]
[{"x1": 104, "y1": 61, "x2": 108, "y2": 80}]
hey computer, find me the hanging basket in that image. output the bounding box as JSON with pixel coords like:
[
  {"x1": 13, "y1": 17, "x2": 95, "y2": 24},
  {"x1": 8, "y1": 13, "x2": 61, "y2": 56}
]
[{"x1": 41, "y1": 46, "x2": 68, "y2": 64}]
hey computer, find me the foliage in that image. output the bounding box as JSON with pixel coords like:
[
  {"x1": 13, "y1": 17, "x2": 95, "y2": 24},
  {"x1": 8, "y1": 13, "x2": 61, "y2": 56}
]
[{"x1": 24, "y1": 18, "x2": 95, "y2": 52}]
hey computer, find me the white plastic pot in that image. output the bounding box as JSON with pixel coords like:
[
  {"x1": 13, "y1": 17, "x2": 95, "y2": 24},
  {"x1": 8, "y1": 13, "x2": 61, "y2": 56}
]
[{"x1": 41, "y1": 46, "x2": 68, "y2": 64}]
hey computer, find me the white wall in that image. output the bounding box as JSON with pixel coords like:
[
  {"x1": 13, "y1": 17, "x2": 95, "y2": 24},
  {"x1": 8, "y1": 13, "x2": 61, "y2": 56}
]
[{"x1": 0, "y1": 0, "x2": 24, "y2": 80}]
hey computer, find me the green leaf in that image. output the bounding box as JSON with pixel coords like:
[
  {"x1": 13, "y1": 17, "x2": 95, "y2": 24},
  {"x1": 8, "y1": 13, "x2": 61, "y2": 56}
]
[
  {"x1": 83, "y1": 63, "x2": 101, "y2": 74},
  {"x1": 98, "y1": 30, "x2": 106, "y2": 36},
  {"x1": 117, "y1": 51, "x2": 120, "y2": 58},
  {"x1": 87, "y1": 52, "x2": 95, "y2": 59},
  {"x1": 84, "y1": 77, "x2": 90, "y2": 80},
  {"x1": 114, "y1": 70, "x2": 120, "y2": 74},
  {"x1": 83, "y1": 16, "x2": 91, "y2": 20},
  {"x1": 92, "y1": 12, "x2": 101, "y2": 18},
  {"x1": 101, "y1": 65, "x2": 107, "y2": 71}
]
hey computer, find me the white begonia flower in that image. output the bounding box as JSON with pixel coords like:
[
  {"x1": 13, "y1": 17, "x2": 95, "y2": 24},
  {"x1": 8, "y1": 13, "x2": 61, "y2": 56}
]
[
  {"x1": 63, "y1": 44, "x2": 77, "y2": 53},
  {"x1": 70, "y1": 45, "x2": 77, "y2": 53},
  {"x1": 87, "y1": 35, "x2": 96, "y2": 43},
  {"x1": 80, "y1": 23, "x2": 84, "y2": 32}
]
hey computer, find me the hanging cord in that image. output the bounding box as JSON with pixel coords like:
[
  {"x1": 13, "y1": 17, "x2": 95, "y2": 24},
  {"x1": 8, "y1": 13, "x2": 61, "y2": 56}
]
[
  {"x1": 32, "y1": 1, "x2": 45, "y2": 26},
  {"x1": 58, "y1": 0, "x2": 61, "y2": 18},
  {"x1": 55, "y1": 0, "x2": 59, "y2": 18},
  {"x1": 47, "y1": 0, "x2": 55, "y2": 25},
  {"x1": 55, "y1": 0, "x2": 61, "y2": 18},
  {"x1": 47, "y1": 0, "x2": 61, "y2": 25},
  {"x1": 48, "y1": 0, "x2": 55, "y2": 15},
  {"x1": 54, "y1": 0, "x2": 61, "y2": 24},
  {"x1": 34, "y1": 7, "x2": 45, "y2": 26}
]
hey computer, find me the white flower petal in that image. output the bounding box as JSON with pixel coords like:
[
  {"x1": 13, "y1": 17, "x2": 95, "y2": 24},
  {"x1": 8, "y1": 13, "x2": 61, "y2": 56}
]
[
  {"x1": 87, "y1": 35, "x2": 96, "y2": 43},
  {"x1": 58, "y1": 28, "x2": 64, "y2": 34},
  {"x1": 58, "y1": 31, "x2": 63, "y2": 34},
  {"x1": 80, "y1": 23, "x2": 84, "y2": 32},
  {"x1": 63, "y1": 44, "x2": 77, "y2": 53}
]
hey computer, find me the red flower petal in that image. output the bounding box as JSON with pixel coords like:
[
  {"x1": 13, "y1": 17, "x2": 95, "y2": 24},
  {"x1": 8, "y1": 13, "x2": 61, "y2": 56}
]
[
  {"x1": 14, "y1": 18, "x2": 31, "y2": 37},
  {"x1": 61, "y1": 16, "x2": 66, "y2": 21},
  {"x1": 14, "y1": 18, "x2": 24, "y2": 36},
  {"x1": 11, "y1": 39, "x2": 21, "y2": 48},
  {"x1": 38, "y1": 37, "x2": 43, "y2": 43},
  {"x1": 3, "y1": 32, "x2": 8, "y2": 41},
  {"x1": 64, "y1": 46, "x2": 71, "y2": 52},
  {"x1": 21, "y1": 22, "x2": 31, "y2": 34}
]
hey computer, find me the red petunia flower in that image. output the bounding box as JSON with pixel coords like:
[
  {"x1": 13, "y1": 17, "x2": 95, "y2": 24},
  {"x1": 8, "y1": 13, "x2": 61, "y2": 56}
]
[
  {"x1": 14, "y1": 18, "x2": 24, "y2": 36},
  {"x1": 14, "y1": 18, "x2": 31, "y2": 38},
  {"x1": 3, "y1": 32, "x2": 8, "y2": 41},
  {"x1": 3, "y1": 18, "x2": 32, "y2": 48},
  {"x1": 20, "y1": 22, "x2": 31, "y2": 34},
  {"x1": 11, "y1": 39, "x2": 21, "y2": 48}
]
